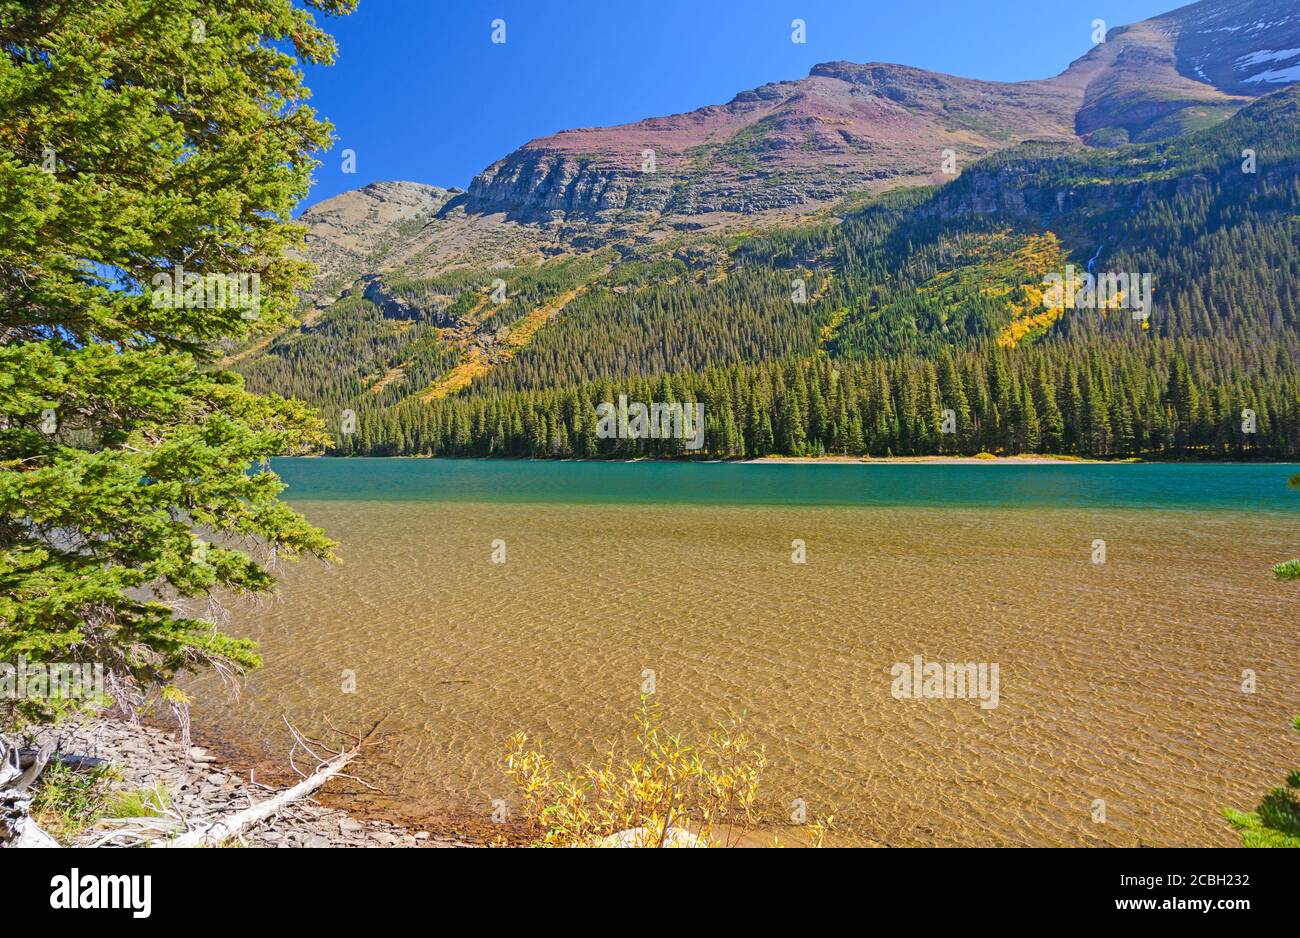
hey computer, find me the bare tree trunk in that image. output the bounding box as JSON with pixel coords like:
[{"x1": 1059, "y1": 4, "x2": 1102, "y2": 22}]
[{"x1": 1, "y1": 737, "x2": 61, "y2": 848}]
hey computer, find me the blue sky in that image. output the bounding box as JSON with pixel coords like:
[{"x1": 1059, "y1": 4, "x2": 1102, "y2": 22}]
[{"x1": 301, "y1": 0, "x2": 1180, "y2": 208}]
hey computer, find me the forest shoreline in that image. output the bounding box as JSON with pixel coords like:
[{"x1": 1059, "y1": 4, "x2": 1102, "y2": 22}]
[
  {"x1": 742, "y1": 455, "x2": 1113, "y2": 465},
  {"x1": 296, "y1": 453, "x2": 1300, "y2": 465}
]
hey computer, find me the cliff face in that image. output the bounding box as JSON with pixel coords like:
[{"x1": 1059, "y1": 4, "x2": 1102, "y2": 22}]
[
  {"x1": 356, "y1": 274, "x2": 460, "y2": 328},
  {"x1": 467, "y1": 150, "x2": 670, "y2": 217}
]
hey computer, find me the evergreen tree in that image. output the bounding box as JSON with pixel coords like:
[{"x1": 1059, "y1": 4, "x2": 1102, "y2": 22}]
[{"x1": 0, "y1": 0, "x2": 351, "y2": 727}]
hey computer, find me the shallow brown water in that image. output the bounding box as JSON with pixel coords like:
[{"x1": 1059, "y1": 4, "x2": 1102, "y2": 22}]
[{"x1": 191, "y1": 493, "x2": 1299, "y2": 847}]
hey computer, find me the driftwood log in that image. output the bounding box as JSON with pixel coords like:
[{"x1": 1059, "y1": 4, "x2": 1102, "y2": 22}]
[
  {"x1": 153, "y1": 716, "x2": 387, "y2": 848},
  {"x1": 1, "y1": 716, "x2": 386, "y2": 849}
]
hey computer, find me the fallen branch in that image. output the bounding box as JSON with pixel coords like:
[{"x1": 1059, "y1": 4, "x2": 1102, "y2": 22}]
[
  {"x1": 81, "y1": 815, "x2": 186, "y2": 849},
  {"x1": 154, "y1": 715, "x2": 387, "y2": 848},
  {"x1": 16, "y1": 750, "x2": 109, "y2": 773}
]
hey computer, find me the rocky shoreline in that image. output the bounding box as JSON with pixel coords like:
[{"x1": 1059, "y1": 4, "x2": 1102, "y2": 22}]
[{"x1": 27, "y1": 718, "x2": 475, "y2": 848}]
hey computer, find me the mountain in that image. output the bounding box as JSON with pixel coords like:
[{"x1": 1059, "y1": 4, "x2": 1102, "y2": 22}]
[
  {"x1": 1062, "y1": 0, "x2": 1300, "y2": 144},
  {"x1": 287, "y1": 0, "x2": 1300, "y2": 282},
  {"x1": 294, "y1": 181, "x2": 458, "y2": 305},
  {"x1": 466, "y1": 62, "x2": 1082, "y2": 224},
  {"x1": 1148, "y1": 0, "x2": 1300, "y2": 94},
  {"x1": 465, "y1": 0, "x2": 1299, "y2": 226},
  {"x1": 230, "y1": 0, "x2": 1300, "y2": 462}
]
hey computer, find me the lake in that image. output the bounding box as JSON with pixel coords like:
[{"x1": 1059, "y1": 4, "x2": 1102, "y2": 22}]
[{"x1": 191, "y1": 459, "x2": 1300, "y2": 846}]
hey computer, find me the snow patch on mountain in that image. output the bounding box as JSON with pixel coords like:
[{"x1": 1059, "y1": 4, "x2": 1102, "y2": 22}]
[
  {"x1": 1243, "y1": 63, "x2": 1300, "y2": 84},
  {"x1": 1235, "y1": 48, "x2": 1300, "y2": 69}
]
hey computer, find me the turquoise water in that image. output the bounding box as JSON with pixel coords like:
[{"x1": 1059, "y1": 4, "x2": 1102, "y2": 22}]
[{"x1": 271, "y1": 458, "x2": 1300, "y2": 511}]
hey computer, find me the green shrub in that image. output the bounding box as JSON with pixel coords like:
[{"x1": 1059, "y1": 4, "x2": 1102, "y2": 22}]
[{"x1": 1225, "y1": 716, "x2": 1300, "y2": 848}]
